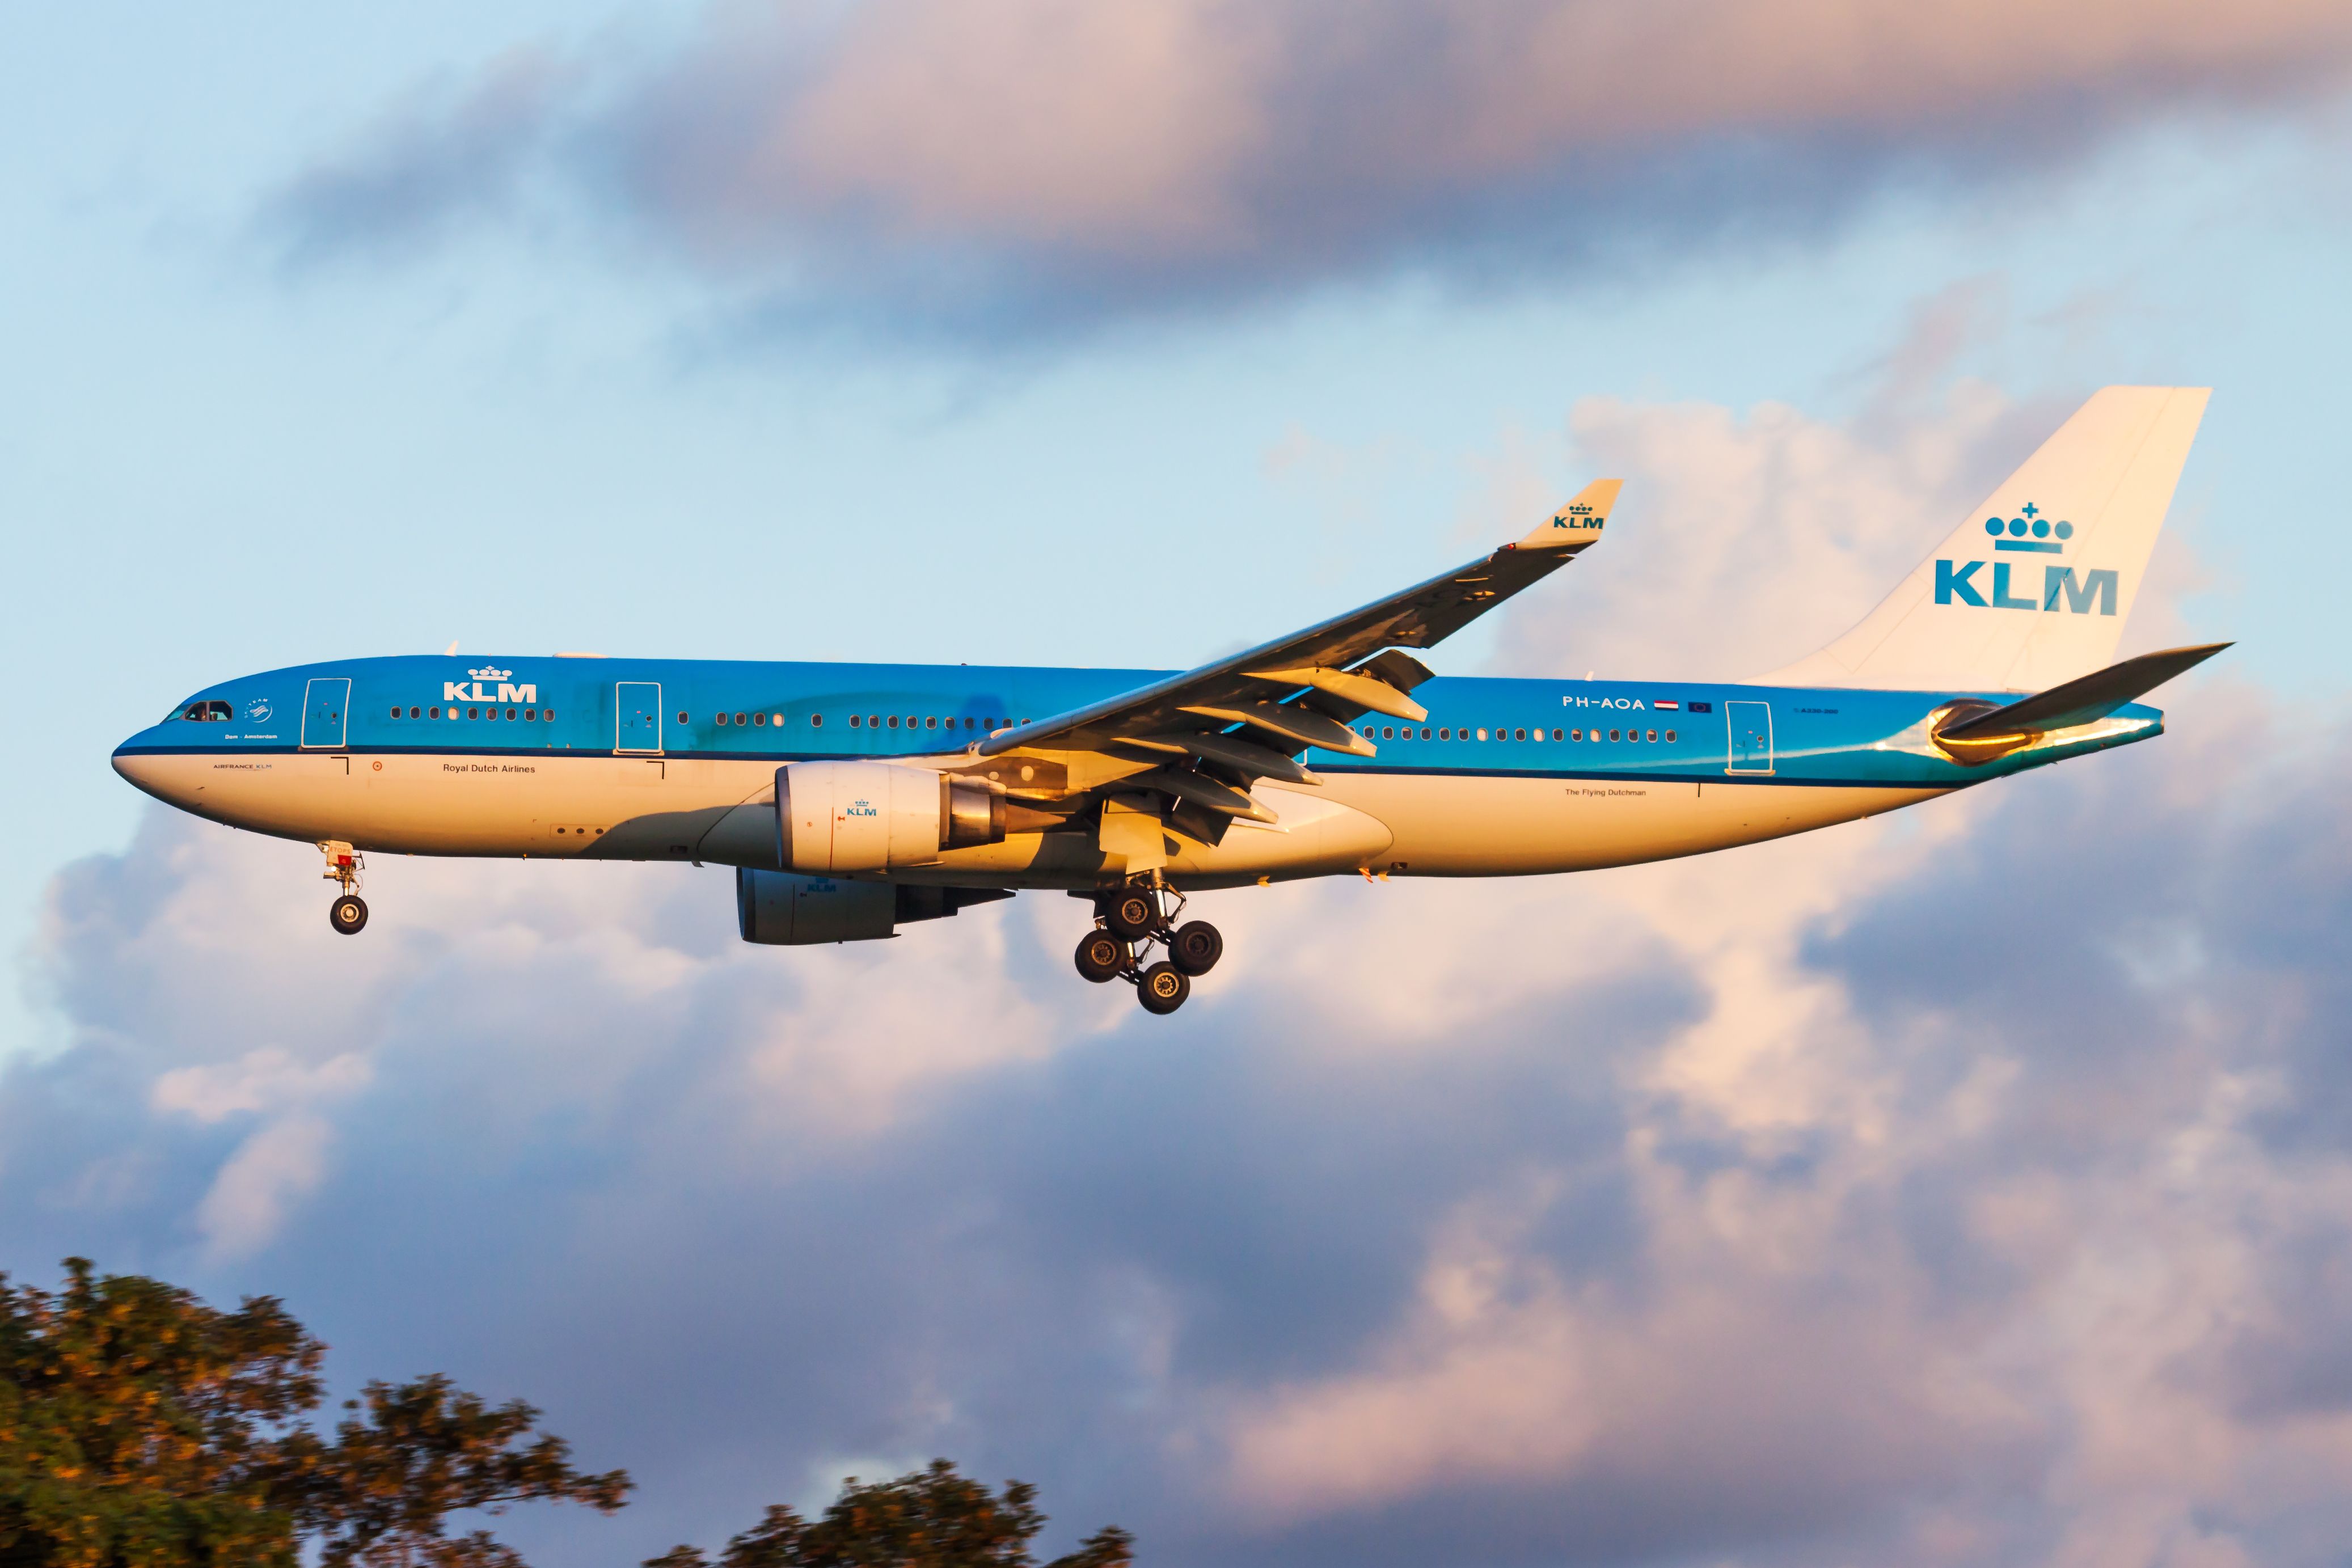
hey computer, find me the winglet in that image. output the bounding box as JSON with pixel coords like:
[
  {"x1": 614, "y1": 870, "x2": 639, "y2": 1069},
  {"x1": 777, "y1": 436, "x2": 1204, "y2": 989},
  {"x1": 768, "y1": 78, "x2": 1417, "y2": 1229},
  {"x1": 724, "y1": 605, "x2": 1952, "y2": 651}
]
[{"x1": 1514, "y1": 479, "x2": 1620, "y2": 552}]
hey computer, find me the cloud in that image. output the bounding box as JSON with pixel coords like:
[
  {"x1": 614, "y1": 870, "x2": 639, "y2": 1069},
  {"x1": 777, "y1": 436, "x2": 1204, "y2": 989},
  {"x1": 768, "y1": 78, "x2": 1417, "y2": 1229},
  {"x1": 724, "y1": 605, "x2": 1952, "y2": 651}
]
[
  {"x1": 269, "y1": 0, "x2": 2352, "y2": 332},
  {"x1": 7, "y1": 384, "x2": 2347, "y2": 1564},
  {"x1": 195, "y1": 1113, "x2": 336, "y2": 1262}
]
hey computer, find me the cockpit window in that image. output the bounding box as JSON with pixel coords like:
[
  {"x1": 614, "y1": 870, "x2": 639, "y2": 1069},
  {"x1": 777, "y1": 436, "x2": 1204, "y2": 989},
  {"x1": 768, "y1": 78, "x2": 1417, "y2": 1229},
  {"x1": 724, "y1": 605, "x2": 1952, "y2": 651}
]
[{"x1": 179, "y1": 701, "x2": 233, "y2": 722}]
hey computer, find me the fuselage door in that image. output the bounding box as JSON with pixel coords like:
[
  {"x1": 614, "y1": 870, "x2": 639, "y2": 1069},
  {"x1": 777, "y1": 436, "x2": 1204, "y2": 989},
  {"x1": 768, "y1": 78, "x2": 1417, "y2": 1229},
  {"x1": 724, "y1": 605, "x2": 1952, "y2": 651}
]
[
  {"x1": 1725, "y1": 700, "x2": 1773, "y2": 775},
  {"x1": 616, "y1": 682, "x2": 663, "y2": 754},
  {"x1": 301, "y1": 678, "x2": 351, "y2": 749}
]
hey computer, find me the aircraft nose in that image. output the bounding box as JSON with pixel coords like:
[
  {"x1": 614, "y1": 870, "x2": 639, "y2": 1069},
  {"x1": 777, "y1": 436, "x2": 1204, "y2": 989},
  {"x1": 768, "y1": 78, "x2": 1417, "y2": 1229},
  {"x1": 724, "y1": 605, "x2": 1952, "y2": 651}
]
[{"x1": 112, "y1": 730, "x2": 183, "y2": 805}]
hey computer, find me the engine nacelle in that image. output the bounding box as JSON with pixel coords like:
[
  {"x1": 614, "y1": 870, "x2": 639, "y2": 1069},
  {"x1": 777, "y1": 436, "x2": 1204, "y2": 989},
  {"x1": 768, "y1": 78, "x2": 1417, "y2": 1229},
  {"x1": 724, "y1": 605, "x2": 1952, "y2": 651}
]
[
  {"x1": 775, "y1": 762, "x2": 1004, "y2": 873},
  {"x1": 736, "y1": 869, "x2": 1016, "y2": 945}
]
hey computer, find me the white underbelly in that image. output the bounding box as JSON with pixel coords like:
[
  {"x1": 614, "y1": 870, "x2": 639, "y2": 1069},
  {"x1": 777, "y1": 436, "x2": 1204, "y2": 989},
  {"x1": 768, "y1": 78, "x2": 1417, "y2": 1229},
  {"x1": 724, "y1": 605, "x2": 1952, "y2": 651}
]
[
  {"x1": 1318, "y1": 773, "x2": 1941, "y2": 874},
  {"x1": 116, "y1": 751, "x2": 773, "y2": 860},
  {"x1": 117, "y1": 752, "x2": 1944, "y2": 881}
]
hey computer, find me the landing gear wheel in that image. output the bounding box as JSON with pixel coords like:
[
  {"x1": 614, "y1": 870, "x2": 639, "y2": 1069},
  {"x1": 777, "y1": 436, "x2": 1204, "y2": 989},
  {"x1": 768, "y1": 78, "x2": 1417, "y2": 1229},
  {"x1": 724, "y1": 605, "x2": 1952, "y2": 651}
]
[
  {"x1": 1104, "y1": 888, "x2": 1159, "y2": 940},
  {"x1": 330, "y1": 895, "x2": 369, "y2": 935},
  {"x1": 1137, "y1": 962, "x2": 1190, "y2": 1015},
  {"x1": 1169, "y1": 920, "x2": 1223, "y2": 975},
  {"x1": 1075, "y1": 929, "x2": 1128, "y2": 983}
]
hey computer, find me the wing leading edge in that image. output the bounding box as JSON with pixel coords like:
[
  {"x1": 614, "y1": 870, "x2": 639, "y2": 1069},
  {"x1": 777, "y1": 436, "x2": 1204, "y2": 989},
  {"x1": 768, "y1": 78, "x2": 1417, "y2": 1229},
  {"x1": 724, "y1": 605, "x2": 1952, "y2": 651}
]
[
  {"x1": 969, "y1": 481, "x2": 1620, "y2": 859},
  {"x1": 981, "y1": 480, "x2": 1620, "y2": 764}
]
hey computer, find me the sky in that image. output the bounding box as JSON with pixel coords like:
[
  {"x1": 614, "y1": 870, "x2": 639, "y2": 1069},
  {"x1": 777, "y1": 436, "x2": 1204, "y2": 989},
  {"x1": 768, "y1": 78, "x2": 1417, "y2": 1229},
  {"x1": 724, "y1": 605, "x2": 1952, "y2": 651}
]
[{"x1": 3, "y1": 2, "x2": 2350, "y2": 1564}]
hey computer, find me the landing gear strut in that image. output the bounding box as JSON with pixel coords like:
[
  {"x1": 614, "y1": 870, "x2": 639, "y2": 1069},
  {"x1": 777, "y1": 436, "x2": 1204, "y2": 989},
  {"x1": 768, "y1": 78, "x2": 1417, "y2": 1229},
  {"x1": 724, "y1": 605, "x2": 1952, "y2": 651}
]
[
  {"x1": 320, "y1": 840, "x2": 368, "y2": 935},
  {"x1": 1082, "y1": 882, "x2": 1221, "y2": 1014}
]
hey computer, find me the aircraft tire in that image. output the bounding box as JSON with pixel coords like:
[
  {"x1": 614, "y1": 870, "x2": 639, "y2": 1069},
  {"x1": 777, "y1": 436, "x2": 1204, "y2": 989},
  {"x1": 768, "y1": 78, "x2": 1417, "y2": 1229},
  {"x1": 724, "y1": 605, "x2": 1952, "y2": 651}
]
[
  {"x1": 1075, "y1": 929, "x2": 1127, "y2": 983},
  {"x1": 1169, "y1": 920, "x2": 1223, "y2": 975},
  {"x1": 1105, "y1": 889, "x2": 1159, "y2": 940},
  {"x1": 1137, "y1": 962, "x2": 1189, "y2": 1015},
  {"x1": 330, "y1": 895, "x2": 369, "y2": 935}
]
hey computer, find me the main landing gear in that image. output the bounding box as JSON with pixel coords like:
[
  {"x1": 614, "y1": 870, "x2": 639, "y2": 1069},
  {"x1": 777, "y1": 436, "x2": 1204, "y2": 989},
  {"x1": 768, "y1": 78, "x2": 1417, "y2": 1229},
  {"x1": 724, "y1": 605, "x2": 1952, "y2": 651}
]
[
  {"x1": 1071, "y1": 882, "x2": 1222, "y2": 1015},
  {"x1": 320, "y1": 840, "x2": 368, "y2": 935}
]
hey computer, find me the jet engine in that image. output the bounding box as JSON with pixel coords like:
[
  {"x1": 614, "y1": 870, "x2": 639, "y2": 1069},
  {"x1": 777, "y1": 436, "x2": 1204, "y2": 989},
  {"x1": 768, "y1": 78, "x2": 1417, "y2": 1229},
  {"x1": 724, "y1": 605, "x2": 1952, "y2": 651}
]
[
  {"x1": 736, "y1": 869, "x2": 1013, "y2": 945},
  {"x1": 775, "y1": 762, "x2": 1004, "y2": 874}
]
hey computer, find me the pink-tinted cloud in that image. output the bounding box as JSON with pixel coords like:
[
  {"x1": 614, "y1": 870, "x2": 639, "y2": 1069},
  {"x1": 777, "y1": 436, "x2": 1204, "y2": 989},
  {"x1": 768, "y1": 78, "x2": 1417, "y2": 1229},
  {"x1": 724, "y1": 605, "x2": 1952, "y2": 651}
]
[{"x1": 276, "y1": 0, "x2": 2352, "y2": 328}]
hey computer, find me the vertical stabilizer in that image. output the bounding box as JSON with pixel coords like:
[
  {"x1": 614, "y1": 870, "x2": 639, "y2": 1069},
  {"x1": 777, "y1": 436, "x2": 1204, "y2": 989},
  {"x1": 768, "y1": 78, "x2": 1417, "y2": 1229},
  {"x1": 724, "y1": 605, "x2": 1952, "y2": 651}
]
[{"x1": 1767, "y1": 387, "x2": 2209, "y2": 691}]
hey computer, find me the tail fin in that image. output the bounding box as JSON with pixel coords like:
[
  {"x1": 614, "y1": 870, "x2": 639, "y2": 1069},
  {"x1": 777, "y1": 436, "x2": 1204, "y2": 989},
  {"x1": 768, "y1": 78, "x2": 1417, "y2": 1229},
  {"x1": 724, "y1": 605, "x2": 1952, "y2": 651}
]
[{"x1": 1769, "y1": 387, "x2": 2210, "y2": 691}]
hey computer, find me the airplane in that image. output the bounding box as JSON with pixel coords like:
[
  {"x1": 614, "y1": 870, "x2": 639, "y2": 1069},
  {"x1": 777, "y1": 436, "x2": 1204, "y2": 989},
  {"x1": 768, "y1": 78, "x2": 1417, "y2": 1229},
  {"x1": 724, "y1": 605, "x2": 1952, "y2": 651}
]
[{"x1": 114, "y1": 386, "x2": 2226, "y2": 1015}]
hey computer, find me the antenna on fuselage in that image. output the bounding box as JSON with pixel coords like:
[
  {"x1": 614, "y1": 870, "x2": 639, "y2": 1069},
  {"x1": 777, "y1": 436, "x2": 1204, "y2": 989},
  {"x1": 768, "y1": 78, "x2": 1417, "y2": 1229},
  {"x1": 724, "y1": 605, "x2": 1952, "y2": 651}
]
[{"x1": 443, "y1": 640, "x2": 459, "y2": 656}]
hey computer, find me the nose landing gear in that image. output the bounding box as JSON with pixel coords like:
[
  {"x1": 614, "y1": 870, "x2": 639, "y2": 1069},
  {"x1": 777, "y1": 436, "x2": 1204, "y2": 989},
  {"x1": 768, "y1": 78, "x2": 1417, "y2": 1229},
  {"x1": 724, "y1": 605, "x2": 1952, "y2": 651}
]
[
  {"x1": 320, "y1": 840, "x2": 368, "y2": 935},
  {"x1": 1082, "y1": 882, "x2": 1221, "y2": 1013}
]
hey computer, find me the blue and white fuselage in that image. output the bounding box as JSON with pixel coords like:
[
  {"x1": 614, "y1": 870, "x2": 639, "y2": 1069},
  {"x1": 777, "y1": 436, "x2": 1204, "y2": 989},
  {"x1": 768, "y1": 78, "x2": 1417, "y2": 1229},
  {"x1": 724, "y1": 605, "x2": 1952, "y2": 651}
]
[{"x1": 111, "y1": 656, "x2": 2157, "y2": 882}]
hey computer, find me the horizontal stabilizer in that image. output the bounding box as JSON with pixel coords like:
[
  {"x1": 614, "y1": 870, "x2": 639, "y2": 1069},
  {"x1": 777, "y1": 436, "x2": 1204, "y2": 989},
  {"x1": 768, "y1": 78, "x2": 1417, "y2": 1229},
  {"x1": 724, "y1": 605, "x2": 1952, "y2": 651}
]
[{"x1": 1940, "y1": 641, "x2": 2231, "y2": 741}]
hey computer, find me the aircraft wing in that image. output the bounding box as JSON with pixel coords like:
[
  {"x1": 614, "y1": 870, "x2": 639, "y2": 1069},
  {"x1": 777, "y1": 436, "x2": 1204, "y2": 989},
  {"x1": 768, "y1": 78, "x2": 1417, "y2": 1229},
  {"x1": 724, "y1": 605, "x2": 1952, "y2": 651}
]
[{"x1": 978, "y1": 481, "x2": 1620, "y2": 802}]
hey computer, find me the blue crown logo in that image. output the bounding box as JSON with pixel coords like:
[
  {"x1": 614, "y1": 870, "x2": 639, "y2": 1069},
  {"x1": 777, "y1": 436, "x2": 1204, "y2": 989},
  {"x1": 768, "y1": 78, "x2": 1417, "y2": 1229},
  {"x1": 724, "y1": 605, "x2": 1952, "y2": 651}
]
[
  {"x1": 1984, "y1": 502, "x2": 2072, "y2": 555},
  {"x1": 468, "y1": 665, "x2": 512, "y2": 681}
]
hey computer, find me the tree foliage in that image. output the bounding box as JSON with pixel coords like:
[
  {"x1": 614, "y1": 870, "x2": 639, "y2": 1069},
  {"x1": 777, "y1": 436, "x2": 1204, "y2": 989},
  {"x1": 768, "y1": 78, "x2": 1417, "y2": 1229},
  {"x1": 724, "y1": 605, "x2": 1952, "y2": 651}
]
[
  {"x1": 644, "y1": 1460, "x2": 1133, "y2": 1568},
  {"x1": 0, "y1": 1260, "x2": 628, "y2": 1568}
]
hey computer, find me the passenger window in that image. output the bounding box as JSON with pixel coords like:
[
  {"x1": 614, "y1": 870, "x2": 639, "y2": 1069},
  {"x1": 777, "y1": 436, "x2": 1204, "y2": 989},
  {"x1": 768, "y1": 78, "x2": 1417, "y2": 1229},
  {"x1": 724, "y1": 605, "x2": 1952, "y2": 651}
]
[
  {"x1": 850, "y1": 715, "x2": 861, "y2": 728},
  {"x1": 888, "y1": 716, "x2": 900, "y2": 729},
  {"x1": 524, "y1": 708, "x2": 535, "y2": 720},
  {"x1": 1665, "y1": 729, "x2": 1676, "y2": 743},
  {"x1": 736, "y1": 712, "x2": 747, "y2": 726},
  {"x1": 926, "y1": 716, "x2": 937, "y2": 729},
  {"x1": 753, "y1": 712, "x2": 766, "y2": 726},
  {"x1": 1514, "y1": 728, "x2": 1526, "y2": 742},
  {"x1": 811, "y1": 715, "x2": 823, "y2": 728},
  {"x1": 717, "y1": 712, "x2": 728, "y2": 726},
  {"x1": 506, "y1": 708, "x2": 517, "y2": 720},
  {"x1": 544, "y1": 709, "x2": 555, "y2": 721},
  {"x1": 1438, "y1": 728, "x2": 1450, "y2": 739},
  {"x1": 411, "y1": 707, "x2": 423, "y2": 719},
  {"x1": 677, "y1": 712, "x2": 687, "y2": 724},
  {"x1": 1551, "y1": 729, "x2": 1562, "y2": 741},
  {"x1": 430, "y1": 706, "x2": 441, "y2": 719},
  {"x1": 1570, "y1": 728, "x2": 1582, "y2": 741},
  {"x1": 1646, "y1": 729, "x2": 1657, "y2": 742},
  {"x1": 468, "y1": 708, "x2": 479, "y2": 720},
  {"x1": 1609, "y1": 728, "x2": 1620, "y2": 741},
  {"x1": 1476, "y1": 728, "x2": 1489, "y2": 741},
  {"x1": 390, "y1": 706, "x2": 402, "y2": 719}
]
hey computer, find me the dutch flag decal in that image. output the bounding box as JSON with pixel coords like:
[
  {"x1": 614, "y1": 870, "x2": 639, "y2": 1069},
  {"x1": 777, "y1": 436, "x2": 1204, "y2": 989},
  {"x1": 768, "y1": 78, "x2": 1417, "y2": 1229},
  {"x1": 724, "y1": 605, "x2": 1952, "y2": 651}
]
[{"x1": 1654, "y1": 700, "x2": 1680, "y2": 711}]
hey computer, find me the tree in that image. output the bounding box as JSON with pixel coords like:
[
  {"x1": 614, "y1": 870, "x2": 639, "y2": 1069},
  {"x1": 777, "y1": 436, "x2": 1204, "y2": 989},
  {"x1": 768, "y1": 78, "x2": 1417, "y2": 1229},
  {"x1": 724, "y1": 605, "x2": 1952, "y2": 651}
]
[
  {"x1": 0, "y1": 1260, "x2": 628, "y2": 1567},
  {"x1": 644, "y1": 1460, "x2": 1133, "y2": 1568}
]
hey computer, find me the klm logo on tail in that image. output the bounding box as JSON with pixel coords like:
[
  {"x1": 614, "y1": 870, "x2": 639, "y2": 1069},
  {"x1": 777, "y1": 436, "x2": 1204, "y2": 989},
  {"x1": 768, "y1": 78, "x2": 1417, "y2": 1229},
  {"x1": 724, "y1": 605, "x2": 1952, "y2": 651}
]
[
  {"x1": 1936, "y1": 503, "x2": 2117, "y2": 616},
  {"x1": 1552, "y1": 502, "x2": 1603, "y2": 532}
]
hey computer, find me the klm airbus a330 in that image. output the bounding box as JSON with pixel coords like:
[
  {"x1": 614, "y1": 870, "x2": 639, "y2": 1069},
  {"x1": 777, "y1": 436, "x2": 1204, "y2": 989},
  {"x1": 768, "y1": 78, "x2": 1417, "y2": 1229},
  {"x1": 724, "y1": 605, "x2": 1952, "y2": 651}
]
[{"x1": 117, "y1": 387, "x2": 2226, "y2": 1014}]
